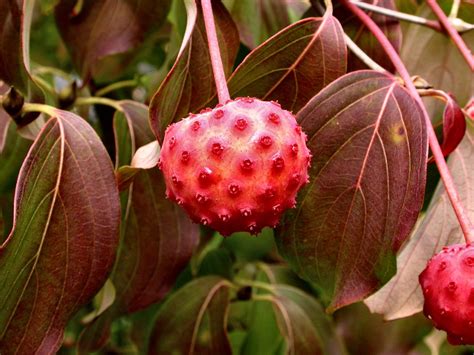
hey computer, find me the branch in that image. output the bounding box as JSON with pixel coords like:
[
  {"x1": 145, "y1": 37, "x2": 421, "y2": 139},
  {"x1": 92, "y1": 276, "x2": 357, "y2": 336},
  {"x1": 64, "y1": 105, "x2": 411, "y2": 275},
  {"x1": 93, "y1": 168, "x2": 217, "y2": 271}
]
[
  {"x1": 344, "y1": 34, "x2": 386, "y2": 72},
  {"x1": 342, "y1": 0, "x2": 474, "y2": 244},
  {"x1": 426, "y1": 0, "x2": 474, "y2": 70},
  {"x1": 350, "y1": 0, "x2": 443, "y2": 32},
  {"x1": 201, "y1": 0, "x2": 230, "y2": 104}
]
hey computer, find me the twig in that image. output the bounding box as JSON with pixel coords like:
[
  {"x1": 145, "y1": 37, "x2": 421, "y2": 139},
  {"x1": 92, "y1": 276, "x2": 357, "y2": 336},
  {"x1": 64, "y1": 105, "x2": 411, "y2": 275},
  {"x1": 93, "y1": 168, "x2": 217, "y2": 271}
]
[
  {"x1": 74, "y1": 97, "x2": 122, "y2": 111},
  {"x1": 426, "y1": 0, "x2": 474, "y2": 70},
  {"x1": 350, "y1": 0, "x2": 443, "y2": 32},
  {"x1": 342, "y1": 0, "x2": 474, "y2": 244},
  {"x1": 95, "y1": 79, "x2": 137, "y2": 97},
  {"x1": 449, "y1": 0, "x2": 461, "y2": 19},
  {"x1": 201, "y1": 0, "x2": 230, "y2": 104},
  {"x1": 344, "y1": 34, "x2": 386, "y2": 72}
]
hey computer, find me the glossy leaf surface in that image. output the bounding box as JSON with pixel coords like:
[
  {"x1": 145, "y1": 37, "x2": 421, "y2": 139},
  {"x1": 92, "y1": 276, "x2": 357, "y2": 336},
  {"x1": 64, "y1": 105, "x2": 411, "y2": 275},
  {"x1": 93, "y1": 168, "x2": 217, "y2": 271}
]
[
  {"x1": 365, "y1": 122, "x2": 474, "y2": 320},
  {"x1": 149, "y1": 276, "x2": 232, "y2": 355},
  {"x1": 54, "y1": 0, "x2": 171, "y2": 81},
  {"x1": 228, "y1": 15, "x2": 347, "y2": 113},
  {"x1": 0, "y1": 109, "x2": 120, "y2": 353},
  {"x1": 277, "y1": 71, "x2": 427, "y2": 311},
  {"x1": 149, "y1": 0, "x2": 239, "y2": 143}
]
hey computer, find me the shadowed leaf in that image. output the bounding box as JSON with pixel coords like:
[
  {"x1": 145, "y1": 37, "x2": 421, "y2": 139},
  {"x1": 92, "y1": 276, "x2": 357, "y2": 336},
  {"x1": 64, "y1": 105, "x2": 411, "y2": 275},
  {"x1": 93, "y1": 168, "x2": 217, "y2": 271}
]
[
  {"x1": 0, "y1": 1, "x2": 44, "y2": 123},
  {"x1": 54, "y1": 0, "x2": 171, "y2": 81},
  {"x1": 365, "y1": 121, "x2": 474, "y2": 320},
  {"x1": 77, "y1": 101, "x2": 199, "y2": 352},
  {"x1": 334, "y1": 302, "x2": 432, "y2": 354},
  {"x1": 277, "y1": 70, "x2": 427, "y2": 312},
  {"x1": 264, "y1": 285, "x2": 347, "y2": 355},
  {"x1": 228, "y1": 14, "x2": 347, "y2": 113},
  {"x1": 149, "y1": 276, "x2": 232, "y2": 355},
  {"x1": 0, "y1": 109, "x2": 120, "y2": 353},
  {"x1": 332, "y1": 0, "x2": 401, "y2": 72},
  {"x1": 149, "y1": 0, "x2": 240, "y2": 143},
  {"x1": 223, "y1": 0, "x2": 309, "y2": 49}
]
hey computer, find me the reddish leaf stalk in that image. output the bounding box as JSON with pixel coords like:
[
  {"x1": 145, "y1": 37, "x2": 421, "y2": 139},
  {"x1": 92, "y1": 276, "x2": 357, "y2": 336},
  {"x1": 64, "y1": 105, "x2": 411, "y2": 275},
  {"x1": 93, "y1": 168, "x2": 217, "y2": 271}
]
[
  {"x1": 342, "y1": 0, "x2": 474, "y2": 244},
  {"x1": 426, "y1": 0, "x2": 474, "y2": 70},
  {"x1": 201, "y1": 0, "x2": 230, "y2": 104}
]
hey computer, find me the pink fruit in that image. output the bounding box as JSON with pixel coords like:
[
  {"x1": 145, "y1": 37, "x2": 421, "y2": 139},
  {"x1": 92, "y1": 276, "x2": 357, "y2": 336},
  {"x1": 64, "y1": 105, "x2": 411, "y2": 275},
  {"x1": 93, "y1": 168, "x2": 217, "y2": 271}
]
[
  {"x1": 158, "y1": 97, "x2": 311, "y2": 236},
  {"x1": 419, "y1": 243, "x2": 474, "y2": 345}
]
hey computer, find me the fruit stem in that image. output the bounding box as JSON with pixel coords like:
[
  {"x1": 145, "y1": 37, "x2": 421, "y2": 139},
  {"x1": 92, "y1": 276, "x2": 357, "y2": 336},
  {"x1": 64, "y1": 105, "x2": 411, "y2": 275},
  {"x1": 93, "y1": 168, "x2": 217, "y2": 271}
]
[
  {"x1": 426, "y1": 0, "x2": 474, "y2": 70},
  {"x1": 342, "y1": 0, "x2": 474, "y2": 244},
  {"x1": 201, "y1": 0, "x2": 230, "y2": 104}
]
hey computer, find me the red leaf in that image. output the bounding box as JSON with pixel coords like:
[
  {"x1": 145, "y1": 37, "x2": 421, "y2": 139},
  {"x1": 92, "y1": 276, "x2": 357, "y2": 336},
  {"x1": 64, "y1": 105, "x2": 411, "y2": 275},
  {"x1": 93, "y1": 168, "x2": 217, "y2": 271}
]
[
  {"x1": 439, "y1": 92, "x2": 466, "y2": 158},
  {"x1": 276, "y1": 71, "x2": 428, "y2": 312},
  {"x1": 228, "y1": 15, "x2": 347, "y2": 113},
  {"x1": 0, "y1": 110, "x2": 120, "y2": 353},
  {"x1": 149, "y1": 0, "x2": 240, "y2": 143}
]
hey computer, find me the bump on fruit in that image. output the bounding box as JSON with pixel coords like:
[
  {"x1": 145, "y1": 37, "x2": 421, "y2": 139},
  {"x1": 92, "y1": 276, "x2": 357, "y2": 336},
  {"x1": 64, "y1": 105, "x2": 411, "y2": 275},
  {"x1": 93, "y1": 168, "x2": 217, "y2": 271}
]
[
  {"x1": 158, "y1": 97, "x2": 311, "y2": 236},
  {"x1": 419, "y1": 243, "x2": 474, "y2": 345}
]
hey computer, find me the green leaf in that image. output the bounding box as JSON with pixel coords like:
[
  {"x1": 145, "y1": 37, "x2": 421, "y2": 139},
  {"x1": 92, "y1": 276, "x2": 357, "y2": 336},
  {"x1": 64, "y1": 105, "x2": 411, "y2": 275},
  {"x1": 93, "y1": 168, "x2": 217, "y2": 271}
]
[
  {"x1": 264, "y1": 285, "x2": 347, "y2": 355},
  {"x1": 223, "y1": 0, "x2": 308, "y2": 49},
  {"x1": 149, "y1": 0, "x2": 240, "y2": 143},
  {"x1": 365, "y1": 121, "x2": 474, "y2": 320},
  {"x1": 227, "y1": 14, "x2": 347, "y2": 113},
  {"x1": 0, "y1": 109, "x2": 120, "y2": 353},
  {"x1": 54, "y1": 0, "x2": 172, "y2": 82},
  {"x1": 277, "y1": 71, "x2": 428, "y2": 311},
  {"x1": 77, "y1": 101, "x2": 199, "y2": 352},
  {"x1": 149, "y1": 276, "x2": 232, "y2": 355},
  {"x1": 0, "y1": 1, "x2": 44, "y2": 102}
]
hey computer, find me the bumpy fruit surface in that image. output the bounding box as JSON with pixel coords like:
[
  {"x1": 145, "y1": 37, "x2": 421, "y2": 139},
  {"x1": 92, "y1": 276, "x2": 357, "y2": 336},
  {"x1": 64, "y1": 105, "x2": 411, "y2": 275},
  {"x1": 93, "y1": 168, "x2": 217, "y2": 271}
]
[
  {"x1": 419, "y1": 243, "x2": 474, "y2": 345},
  {"x1": 158, "y1": 97, "x2": 311, "y2": 236}
]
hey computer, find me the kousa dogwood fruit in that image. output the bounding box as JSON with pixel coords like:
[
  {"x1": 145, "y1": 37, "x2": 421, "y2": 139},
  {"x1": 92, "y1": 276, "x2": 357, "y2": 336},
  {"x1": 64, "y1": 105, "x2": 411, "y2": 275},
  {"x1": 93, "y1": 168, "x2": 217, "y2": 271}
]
[
  {"x1": 419, "y1": 243, "x2": 474, "y2": 345},
  {"x1": 158, "y1": 97, "x2": 311, "y2": 236}
]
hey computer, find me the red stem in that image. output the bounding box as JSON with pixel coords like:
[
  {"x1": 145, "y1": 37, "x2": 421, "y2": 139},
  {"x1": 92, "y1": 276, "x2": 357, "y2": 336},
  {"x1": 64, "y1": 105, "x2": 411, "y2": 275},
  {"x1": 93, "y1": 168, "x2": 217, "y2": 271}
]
[
  {"x1": 201, "y1": 0, "x2": 230, "y2": 104},
  {"x1": 342, "y1": 0, "x2": 474, "y2": 244},
  {"x1": 426, "y1": 0, "x2": 474, "y2": 70}
]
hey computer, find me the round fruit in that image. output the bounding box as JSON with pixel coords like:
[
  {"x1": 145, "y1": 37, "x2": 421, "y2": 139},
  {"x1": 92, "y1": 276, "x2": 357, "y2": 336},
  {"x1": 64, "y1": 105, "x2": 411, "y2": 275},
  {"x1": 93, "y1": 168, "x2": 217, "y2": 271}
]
[
  {"x1": 419, "y1": 243, "x2": 474, "y2": 345},
  {"x1": 158, "y1": 97, "x2": 311, "y2": 236}
]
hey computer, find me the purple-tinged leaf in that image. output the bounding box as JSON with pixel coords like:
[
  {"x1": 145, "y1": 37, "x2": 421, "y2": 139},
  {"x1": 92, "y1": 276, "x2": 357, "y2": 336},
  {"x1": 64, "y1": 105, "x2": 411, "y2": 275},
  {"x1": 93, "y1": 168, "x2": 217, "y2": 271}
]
[
  {"x1": 263, "y1": 285, "x2": 347, "y2": 355},
  {"x1": 77, "y1": 101, "x2": 199, "y2": 352},
  {"x1": 149, "y1": 0, "x2": 239, "y2": 143},
  {"x1": 277, "y1": 71, "x2": 428, "y2": 312},
  {"x1": 332, "y1": 0, "x2": 401, "y2": 72},
  {"x1": 365, "y1": 122, "x2": 474, "y2": 320},
  {"x1": 0, "y1": 109, "x2": 120, "y2": 354},
  {"x1": 466, "y1": 97, "x2": 474, "y2": 121},
  {"x1": 224, "y1": 0, "x2": 309, "y2": 49},
  {"x1": 54, "y1": 0, "x2": 171, "y2": 82},
  {"x1": 149, "y1": 276, "x2": 232, "y2": 355},
  {"x1": 0, "y1": 83, "x2": 10, "y2": 153},
  {"x1": 228, "y1": 15, "x2": 347, "y2": 113},
  {"x1": 429, "y1": 90, "x2": 466, "y2": 159}
]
